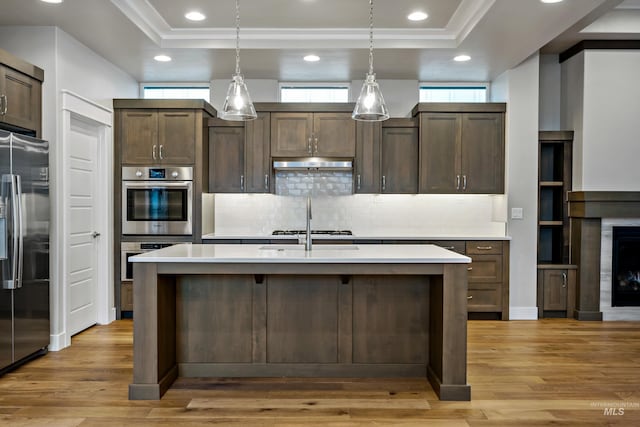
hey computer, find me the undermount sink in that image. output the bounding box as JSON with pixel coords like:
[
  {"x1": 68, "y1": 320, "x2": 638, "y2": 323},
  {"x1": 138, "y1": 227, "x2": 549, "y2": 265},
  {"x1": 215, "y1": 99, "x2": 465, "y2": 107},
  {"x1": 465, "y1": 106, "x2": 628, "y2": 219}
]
[{"x1": 259, "y1": 245, "x2": 359, "y2": 251}]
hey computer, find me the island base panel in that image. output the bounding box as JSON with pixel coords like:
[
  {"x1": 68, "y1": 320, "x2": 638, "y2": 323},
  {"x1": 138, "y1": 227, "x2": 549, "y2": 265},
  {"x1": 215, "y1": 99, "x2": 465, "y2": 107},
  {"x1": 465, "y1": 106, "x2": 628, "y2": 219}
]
[{"x1": 129, "y1": 262, "x2": 469, "y2": 401}]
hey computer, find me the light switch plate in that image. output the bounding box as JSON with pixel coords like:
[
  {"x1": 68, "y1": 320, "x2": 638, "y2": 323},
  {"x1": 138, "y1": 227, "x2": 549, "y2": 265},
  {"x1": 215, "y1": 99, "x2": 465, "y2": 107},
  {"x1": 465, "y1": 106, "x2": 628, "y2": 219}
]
[{"x1": 511, "y1": 207, "x2": 523, "y2": 219}]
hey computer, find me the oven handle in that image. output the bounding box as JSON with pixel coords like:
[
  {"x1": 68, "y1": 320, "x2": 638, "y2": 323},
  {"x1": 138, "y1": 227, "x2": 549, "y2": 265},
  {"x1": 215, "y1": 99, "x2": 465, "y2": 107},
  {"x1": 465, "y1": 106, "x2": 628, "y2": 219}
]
[{"x1": 123, "y1": 181, "x2": 192, "y2": 189}]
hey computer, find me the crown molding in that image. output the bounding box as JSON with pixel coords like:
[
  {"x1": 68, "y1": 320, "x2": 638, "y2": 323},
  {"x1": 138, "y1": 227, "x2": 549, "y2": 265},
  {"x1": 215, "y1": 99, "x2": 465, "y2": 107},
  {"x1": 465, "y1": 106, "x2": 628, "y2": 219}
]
[{"x1": 111, "y1": 0, "x2": 493, "y2": 50}]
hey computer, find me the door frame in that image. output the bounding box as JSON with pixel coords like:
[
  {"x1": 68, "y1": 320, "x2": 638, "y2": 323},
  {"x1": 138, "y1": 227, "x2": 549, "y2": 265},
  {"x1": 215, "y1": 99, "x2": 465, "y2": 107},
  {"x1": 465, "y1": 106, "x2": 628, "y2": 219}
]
[{"x1": 51, "y1": 90, "x2": 113, "y2": 351}]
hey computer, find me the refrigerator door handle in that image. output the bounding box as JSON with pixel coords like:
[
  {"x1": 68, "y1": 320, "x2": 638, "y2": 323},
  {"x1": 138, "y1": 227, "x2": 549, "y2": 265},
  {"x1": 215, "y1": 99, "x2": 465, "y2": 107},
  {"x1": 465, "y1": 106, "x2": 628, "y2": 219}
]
[
  {"x1": 2, "y1": 174, "x2": 19, "y2": 290},
  {"x1": 15, "y1": 174, "x2": 23, "y2": 289}
]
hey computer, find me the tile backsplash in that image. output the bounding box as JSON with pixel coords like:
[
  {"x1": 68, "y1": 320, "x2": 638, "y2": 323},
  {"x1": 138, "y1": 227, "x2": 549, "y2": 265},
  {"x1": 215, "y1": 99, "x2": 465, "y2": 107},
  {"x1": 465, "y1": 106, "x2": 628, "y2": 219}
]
[
  {"x1": 212, "y1": 193, "x2": 507, "y2": 237},
  {"x1": 275, "y1": 171, "x2": 353, "y2": 197}
]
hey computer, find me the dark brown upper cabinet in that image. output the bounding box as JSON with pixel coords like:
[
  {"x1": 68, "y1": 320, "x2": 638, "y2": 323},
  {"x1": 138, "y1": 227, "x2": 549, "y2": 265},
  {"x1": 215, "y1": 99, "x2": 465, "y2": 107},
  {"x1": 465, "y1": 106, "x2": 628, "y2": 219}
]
[
  {"x1": 119, "y1": 109, "x2": 196, "y2": 165},
  {"x1": 208, "y1": 112, "x2": 272, "y2": 193},
  {"x1": 270, "y1": 112, "x2": 355, "y2": 158},
  {"x1": 354, "y1": 118, "x2": 418, "y2": 194},
  {"x1": 414, "y1": 103, "x2": 506, "y2": 194},
  {"x1": 0, "y1": 49, "x2": 44, "y2": 136},
  {"x1": 381, "y1": 120, "x2": 419, "y2": 194},
  {"x1": 354, "y1": 121, "x2": 382, "y2": 193}
]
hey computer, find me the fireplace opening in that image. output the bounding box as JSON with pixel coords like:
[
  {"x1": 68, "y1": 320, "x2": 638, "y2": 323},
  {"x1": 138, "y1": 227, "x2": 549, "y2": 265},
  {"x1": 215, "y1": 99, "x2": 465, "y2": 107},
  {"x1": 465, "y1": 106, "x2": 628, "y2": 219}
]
[{"x1": 612, "y1": 227, "x2": 640, "y2": 307}]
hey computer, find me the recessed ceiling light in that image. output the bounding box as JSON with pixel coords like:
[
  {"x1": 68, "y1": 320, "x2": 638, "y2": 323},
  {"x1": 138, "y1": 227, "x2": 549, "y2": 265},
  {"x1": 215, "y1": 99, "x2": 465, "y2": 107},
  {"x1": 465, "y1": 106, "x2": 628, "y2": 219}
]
[
  {"x1": 407, "y1": 11, "x2": 428, "y2": 21},
  {"x1": 154, "y1": 55, "x2": 172, "y2": 62},
  {"x1": 40, "y1": 0, "x2": 63, "y2": 3},
  {"x1": 185, "y1": 11, "x2": 206, "y2": 21},
  {"x1": 540, "y1": 0, "x2": 563, "y2": 3},
  {"x1": 304, "y1": 55, "x2": 320, "y2": 62},
  {"x1": 454, "y1": 55, "x2": 471, "y2": 62}
]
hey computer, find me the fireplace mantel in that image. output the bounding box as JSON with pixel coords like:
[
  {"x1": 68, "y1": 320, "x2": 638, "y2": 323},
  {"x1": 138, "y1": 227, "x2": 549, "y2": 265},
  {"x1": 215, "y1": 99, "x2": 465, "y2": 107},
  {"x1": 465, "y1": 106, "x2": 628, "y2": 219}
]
[{"x1": 568, "y1": 191, "x2": 640, "y2": 320}]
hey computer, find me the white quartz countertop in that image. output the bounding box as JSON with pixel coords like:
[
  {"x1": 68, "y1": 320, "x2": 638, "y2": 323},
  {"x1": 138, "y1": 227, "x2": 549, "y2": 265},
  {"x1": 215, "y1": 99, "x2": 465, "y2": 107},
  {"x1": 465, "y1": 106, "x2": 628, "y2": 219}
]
[
  {"x1": 201, "y1": 233, "x2": 511, "y2": 241},
  {"x1": 130, "y1": 243, "x2": 471, "y2": 264}
]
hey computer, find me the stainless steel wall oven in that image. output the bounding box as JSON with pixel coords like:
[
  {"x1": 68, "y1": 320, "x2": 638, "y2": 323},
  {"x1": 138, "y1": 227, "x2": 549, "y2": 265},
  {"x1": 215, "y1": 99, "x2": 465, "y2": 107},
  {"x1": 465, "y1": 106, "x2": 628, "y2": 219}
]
[
  {"x1": 120, "y1": 242, "x2": 174, "y2": 282},
  {"x1": 121, "y1": 166, "x2": 192, "y2": 235}
]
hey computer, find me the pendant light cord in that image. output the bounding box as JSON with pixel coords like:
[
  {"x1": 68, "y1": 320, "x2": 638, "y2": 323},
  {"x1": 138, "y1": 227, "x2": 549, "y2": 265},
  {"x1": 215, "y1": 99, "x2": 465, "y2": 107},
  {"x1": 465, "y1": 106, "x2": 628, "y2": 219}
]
[
  {"x1": 235, "y1": 0, "x2": 241, "y2": 75},
  {"x1": 368, "y1": 0, "x2": 374, "y2": 75}
]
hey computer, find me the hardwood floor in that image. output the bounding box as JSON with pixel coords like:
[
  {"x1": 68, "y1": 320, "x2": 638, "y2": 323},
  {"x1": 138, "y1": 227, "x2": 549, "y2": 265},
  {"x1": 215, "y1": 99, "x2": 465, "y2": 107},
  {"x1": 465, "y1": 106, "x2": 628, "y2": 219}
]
[{"x1": 0, "y1": 319, "x2": 639, "y2": 426}]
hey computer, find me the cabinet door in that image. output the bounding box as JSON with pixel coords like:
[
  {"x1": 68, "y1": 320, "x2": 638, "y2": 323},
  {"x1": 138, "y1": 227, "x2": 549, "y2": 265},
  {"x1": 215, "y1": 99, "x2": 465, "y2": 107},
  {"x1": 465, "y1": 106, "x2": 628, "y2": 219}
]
[
  {"x1": 419, "y1": 113, "x2": 461, "y2": 193},
  {"x1": 245, "y1": 112, "x2": 272, "y2": 193},
  {"x1": 120, "y1": 109, "x2": 157, "y2": 164},
  {"x1": 381, "y1": 126, "x2": 418, "y2": 193},
  {"x1": 270, "y1": 112, "x2": 313, "y2": 157},
  {"x1": 542, "y1": 269, "x2": 568, "y2": 311},
  {"x1": 313, "y1": 112, "x2": 356, "y2": 157},
  {"x1": 209, "y1": 125, "x2": 245, "y2": 193},
  {"x1": 354, "y1": 121, "x2": 381, "y2": 193},
  {"x1": 461, "y1": 113, "x2": 504, "y2": 193},
  {"x1": 158, "y1": 110, "x2": 196, "y2": 164},
  {"x1": 0, "y1": 65, "x2": 41, "y2": 135}
]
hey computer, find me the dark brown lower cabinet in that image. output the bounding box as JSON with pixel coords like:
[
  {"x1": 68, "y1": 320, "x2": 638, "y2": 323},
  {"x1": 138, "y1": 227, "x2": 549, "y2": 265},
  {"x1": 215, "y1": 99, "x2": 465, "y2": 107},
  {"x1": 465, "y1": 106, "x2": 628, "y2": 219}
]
[
  {"x1": 537, "y1": 265, "x2": 576, "y2": 318},
  {"x1": 466, "y1": 241, "x2": 509, "y2": 320}
]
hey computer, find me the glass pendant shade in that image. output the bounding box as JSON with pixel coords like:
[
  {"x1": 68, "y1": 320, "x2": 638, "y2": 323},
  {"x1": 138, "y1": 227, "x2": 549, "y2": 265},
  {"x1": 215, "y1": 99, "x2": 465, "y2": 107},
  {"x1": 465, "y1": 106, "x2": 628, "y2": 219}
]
[
  {"x1": 221, "y1": 73, "x2": 257, "y2": 121},
  {"x1": 352, "y1": 73, "x2": 389, "y2": 121}
]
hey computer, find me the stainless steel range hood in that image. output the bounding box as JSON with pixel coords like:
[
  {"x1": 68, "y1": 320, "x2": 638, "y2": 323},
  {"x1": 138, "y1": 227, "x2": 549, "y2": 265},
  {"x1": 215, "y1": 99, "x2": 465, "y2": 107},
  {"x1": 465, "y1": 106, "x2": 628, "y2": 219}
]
[{"x1": 273, "y1": 157, "x2": 352, "y2": 171}]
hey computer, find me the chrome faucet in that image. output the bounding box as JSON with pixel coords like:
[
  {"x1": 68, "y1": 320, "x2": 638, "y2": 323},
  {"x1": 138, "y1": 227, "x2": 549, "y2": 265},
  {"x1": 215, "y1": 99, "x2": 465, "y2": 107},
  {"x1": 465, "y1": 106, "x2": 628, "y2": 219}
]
[{"x1": 305, "y1": 195, "x2": 312, "y2": 251}]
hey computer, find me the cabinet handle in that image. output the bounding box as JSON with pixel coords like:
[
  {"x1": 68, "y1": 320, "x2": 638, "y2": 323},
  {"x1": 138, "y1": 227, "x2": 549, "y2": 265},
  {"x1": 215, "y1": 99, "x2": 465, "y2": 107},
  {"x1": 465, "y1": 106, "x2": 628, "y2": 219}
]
[
  {"x1": 382, "y1": 176, "x2": 386, "y2": 191},
  {"x1": 357, "y1": 174, "x2": 361, "y2": 191},
  {"x1": 463, "y1": 175, "x2": 467, "y2": 191},
  {"x1": 264, "y1": 174, "x2": 269, "y2": 191},
  {"x1": 456, "y1": 175, "x2": 460, "y2": 190},
  {"x1": 476, "y1": 246, "x2": 493, "y2": 250},
  {"x1": 467, "y1": 295, "x2": 473, "y2": 300},
  {"x1": 240, "y1": 175, "x2": 245, "y2": 191},
  {"x1": 159, "y1": 144, "x2": 164, "y2": 160},
  {"x1": 562, "y1": 272, "x2": 567, "y2": 288},
  {"x1": 152, "y1": 144, "x2": 157, "y2": 160},
  {"x1": 467, "y1": 267, "x2": 473, "y2": 271},
  {"x1": 307, "y1": 137, "x2": 312, "y2": 154},
  {"x1": 0, "y1": 94, "x2": 6, "y2": 115},
  {"x1": 314, "y1": 137, "x2": 318, "y2": 154}
]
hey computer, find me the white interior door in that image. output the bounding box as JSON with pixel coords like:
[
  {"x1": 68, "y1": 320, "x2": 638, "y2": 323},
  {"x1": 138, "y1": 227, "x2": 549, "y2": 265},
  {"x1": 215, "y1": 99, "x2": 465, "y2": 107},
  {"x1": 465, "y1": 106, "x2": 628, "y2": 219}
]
[{"x1": 66, "y1": 116, "x2": 100, "y2": 336}]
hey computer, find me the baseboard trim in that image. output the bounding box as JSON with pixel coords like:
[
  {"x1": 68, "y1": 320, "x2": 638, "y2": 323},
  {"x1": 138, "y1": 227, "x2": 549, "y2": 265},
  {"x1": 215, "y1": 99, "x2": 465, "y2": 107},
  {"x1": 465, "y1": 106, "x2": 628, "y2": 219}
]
[
  {"x1": 508, "y1": 306, "x2": 538, "y2": 320},
  {"x1": 49, "y1": 331, "x2": 70, "y2": 352}
]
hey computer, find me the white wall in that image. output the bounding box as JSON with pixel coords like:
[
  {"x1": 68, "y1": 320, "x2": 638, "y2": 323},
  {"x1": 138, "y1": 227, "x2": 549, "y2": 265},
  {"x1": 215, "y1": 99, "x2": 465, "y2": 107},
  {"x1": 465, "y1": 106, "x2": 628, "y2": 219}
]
[
  {"x1": 579, "y1": 51, "x2": 640, "y2": 191},
  {"x1": 0, "y1": 26, "x2": 137, "y2": 349},
  {"x1": 56, "y1": 29, "x2": 138, "y2": 109},
  {"x1": 539, "y1": 54, "x2": 561, "y2": 130},
  {"x1": 492, "y1": 53, "x2": 540, "y2": 320},
  {"x1": 561, "y1": 52, "x2": 585, "y2": 190}
]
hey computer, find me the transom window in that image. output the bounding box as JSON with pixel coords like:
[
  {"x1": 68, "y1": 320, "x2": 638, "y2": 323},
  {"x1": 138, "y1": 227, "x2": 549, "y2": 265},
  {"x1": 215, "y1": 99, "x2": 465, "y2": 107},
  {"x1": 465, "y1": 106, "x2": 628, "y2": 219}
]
[
  {"x1": 419, "y1": 84, "x2": 488, "y2": 103},
  {"x1": 141, "y1": 84, "x2": 211, "y2": 102},
  {"x1": 279, "y1": 83, "x2": 350, "y2": 103}
]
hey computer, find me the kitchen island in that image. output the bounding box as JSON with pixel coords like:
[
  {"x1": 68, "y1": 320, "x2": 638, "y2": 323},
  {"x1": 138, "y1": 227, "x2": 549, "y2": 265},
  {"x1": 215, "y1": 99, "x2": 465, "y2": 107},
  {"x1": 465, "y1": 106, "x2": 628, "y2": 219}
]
[{"x1": 128, "y1": 243, "x2": 471, "y2": 401}]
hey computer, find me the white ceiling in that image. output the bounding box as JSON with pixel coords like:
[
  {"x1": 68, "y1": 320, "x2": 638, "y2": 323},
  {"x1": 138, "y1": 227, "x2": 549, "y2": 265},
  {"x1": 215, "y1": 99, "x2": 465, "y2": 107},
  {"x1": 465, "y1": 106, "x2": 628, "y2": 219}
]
[{"x1": 0, "y1": 0, "x2": 637, "y2": 83}]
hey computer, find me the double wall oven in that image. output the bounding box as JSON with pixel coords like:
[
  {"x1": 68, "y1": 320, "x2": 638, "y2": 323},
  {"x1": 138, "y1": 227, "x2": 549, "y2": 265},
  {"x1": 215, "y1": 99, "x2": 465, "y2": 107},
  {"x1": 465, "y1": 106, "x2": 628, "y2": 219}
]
[
  {"x1": 120, "y1": 166, "x2": 193, "y2": 314},
  {"x1": 121, "y1": 166, "x2": 193, "y2": 236}
]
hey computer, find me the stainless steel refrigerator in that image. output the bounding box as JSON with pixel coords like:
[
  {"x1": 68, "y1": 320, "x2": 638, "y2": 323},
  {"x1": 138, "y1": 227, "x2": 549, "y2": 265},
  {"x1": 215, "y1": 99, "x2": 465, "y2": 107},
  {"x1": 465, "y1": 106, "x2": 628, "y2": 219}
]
[{"x1": 0, "y1": 128, "x2": 50, "y2": 374}]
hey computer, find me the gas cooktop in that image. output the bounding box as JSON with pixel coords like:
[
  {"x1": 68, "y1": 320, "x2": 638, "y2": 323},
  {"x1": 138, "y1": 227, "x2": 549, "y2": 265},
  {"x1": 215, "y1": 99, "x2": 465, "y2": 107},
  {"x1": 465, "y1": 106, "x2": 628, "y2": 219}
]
[{"x1": 272, "y1": 230, "x2": 353, "y2": 236}]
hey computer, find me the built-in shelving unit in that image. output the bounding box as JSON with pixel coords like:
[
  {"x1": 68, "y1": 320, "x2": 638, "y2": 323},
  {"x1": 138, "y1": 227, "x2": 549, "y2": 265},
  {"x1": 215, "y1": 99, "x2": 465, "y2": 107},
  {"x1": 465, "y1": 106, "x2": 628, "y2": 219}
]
[
  {"x1": 537, "y1": 131, "x2": 575, "y2": 318},
  {"x1": 538, "y1": 131, "x2": 573, "y2": 264}
]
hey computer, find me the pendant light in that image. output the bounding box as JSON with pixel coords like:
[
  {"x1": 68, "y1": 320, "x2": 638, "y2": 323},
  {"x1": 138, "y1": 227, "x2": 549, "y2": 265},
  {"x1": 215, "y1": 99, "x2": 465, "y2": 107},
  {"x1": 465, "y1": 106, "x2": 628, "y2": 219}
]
[
  {"x1": 352, "y1": 0, "x2": 389, "y2": 121},
  {"x1": 221, "y1": 0, "x2": 257, "y2": 121}
]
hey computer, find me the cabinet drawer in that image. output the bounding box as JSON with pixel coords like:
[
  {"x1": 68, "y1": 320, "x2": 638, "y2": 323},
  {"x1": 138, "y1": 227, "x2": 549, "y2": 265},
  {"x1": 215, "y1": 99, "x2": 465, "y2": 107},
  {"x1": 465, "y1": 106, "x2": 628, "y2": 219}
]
[
  {"x1": 466, "y1": 241, "x2": 503, "y2": 255},
  {"x1": 468, "y1": 254, "x2": 502, "y2": 283},
  {"x1": 467, "y1": 288, "x2": 501, "y2": 311}
]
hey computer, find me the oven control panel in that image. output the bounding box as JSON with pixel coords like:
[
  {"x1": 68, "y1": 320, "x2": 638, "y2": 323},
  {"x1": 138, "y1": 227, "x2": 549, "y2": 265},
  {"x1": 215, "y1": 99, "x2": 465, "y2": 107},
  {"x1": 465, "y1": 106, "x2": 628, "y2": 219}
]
[{"x1": 122, "y1": 166, "x2": 193, "y2": 181}]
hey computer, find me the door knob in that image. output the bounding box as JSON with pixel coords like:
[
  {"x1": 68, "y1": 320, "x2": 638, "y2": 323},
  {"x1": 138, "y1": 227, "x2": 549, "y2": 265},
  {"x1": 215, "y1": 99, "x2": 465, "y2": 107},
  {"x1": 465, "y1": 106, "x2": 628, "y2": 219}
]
[{"x1": 92, "y1": 231, "x2": 100, "y2": 238}]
